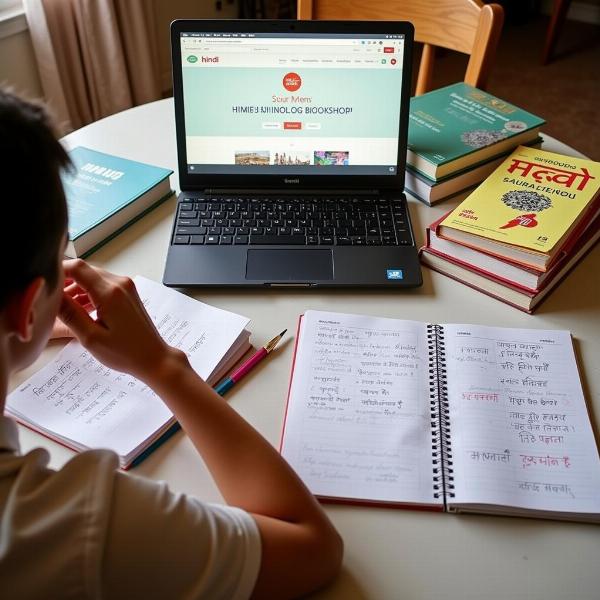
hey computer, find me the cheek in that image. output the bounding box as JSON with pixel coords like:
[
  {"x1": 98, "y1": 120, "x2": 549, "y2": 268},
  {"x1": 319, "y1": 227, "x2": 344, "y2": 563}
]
[
  {"x1": 51, "y1": 264, "x2": 65, "y2": 312},
  {"x1": 48, "y1": 282, "x2": 64, "y2": 319},
  {"x1": 38, "y1": 281, "x2": 63, "y2": 338}
]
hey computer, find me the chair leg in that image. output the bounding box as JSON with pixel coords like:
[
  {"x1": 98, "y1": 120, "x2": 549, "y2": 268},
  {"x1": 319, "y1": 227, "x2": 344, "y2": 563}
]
[
  {"x1": 541, "y1": 0, "x2": 573, "y2": 64},
  {"x1": 416, "y1": 44, "x2": 435, "y2": 96}
]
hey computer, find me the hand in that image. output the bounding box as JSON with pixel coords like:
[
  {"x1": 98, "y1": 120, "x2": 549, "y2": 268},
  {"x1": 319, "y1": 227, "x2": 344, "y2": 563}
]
[
  {"x1": 50, "y1": 318, "x2": 73, "y2": 339},
  {"x1": 58, "y1": 260, "x2": 179, "y2": 381},
  {"x1": 49, "y1": 277, "x2": 93, "y2": 340}
]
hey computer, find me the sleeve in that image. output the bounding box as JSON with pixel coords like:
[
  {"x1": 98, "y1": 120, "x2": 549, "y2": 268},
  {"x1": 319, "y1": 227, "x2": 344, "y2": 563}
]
[{"x1": 99, "y1": 471, "x2": 262, "y2": 600}]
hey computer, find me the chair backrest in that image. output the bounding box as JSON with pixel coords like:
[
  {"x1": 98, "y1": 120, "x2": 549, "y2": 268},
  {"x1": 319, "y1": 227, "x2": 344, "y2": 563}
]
[{"x1": 297, "y1": 0, "x2": 504, "y2": 95}]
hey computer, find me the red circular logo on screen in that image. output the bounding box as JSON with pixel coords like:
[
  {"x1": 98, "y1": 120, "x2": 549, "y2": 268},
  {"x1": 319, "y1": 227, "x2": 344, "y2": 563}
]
[
  {"x1": 283, "y1": 72, "x2": 302, "y2": 92},
  {"x1": 391, "y1": 58, "x2": 397, "y2": 65}
]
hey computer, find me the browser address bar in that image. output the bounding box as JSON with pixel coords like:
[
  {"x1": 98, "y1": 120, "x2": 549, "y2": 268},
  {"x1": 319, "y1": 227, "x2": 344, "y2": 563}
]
[{"x1": 198, "y1": 38, "x2": 360, "y2": 45}]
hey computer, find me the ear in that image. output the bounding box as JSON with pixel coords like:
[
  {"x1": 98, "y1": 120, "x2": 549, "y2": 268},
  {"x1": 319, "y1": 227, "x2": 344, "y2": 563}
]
[{"x1": 6, "y1": 277, "x2": 46, "y2": 343}]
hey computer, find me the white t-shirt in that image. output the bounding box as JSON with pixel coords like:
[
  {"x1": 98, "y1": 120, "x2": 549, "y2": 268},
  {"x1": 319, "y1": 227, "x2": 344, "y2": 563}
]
[{"x1": 0, "y1": 416, "x2": 261, "y2": 599}]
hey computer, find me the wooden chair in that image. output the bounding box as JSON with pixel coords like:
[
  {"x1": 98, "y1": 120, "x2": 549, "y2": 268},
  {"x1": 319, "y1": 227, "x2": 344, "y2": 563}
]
[
  {"x1": 541, "y1": 0, "x2": 572, "y2": 65},
  {"x1": 297, "y1": 0, "x2": 505, "y2": 95}
]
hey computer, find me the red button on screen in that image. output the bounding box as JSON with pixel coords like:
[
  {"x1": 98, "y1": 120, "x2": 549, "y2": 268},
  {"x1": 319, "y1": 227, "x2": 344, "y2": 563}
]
[
  {"x1": 383, "y1": 47, "x2": 394, "y2": 53},
  {"x1": 284, "y1": 121, "x2": 302, "y2": 130}
]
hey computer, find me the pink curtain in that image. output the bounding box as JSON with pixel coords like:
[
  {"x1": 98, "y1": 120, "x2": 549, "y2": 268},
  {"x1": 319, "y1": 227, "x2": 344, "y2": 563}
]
[{"x1": 24, "y1": 0, "x2": 162, "y2": 133}]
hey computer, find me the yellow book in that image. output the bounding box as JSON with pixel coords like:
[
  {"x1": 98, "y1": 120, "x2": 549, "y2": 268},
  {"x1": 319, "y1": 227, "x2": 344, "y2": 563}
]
[{"x1": 438, "y1": 146, "x2": 600, "y2": 271}]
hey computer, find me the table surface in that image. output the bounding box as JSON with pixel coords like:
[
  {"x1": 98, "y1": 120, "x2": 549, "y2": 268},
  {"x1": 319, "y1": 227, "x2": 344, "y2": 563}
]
[{"x1": 10, "y1": 99, "x2": 600, "y2": 600}]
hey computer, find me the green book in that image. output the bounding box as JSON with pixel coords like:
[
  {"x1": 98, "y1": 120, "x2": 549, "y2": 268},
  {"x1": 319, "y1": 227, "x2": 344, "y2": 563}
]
[
  {"x1": 405, "y1": 137, "x2": 543, "y2": 206},
  {"x1": 407, "y1": 83, "x2": 545, "y2": 180}
]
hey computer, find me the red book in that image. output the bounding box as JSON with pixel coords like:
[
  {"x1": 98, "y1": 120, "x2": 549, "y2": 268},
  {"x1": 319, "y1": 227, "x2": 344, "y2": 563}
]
[
  {"x1": 426, "y1": 211, "x2": 600, "y2": 294},
  {"x1": 420, "y1": 217, "x2": 600, "y2": 313}
]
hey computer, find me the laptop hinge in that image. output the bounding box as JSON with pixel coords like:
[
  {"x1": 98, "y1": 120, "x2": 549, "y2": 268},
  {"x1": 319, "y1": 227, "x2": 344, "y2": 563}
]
[{"x1": 204, "y1": 188, "x2": 381, "y2": 195}]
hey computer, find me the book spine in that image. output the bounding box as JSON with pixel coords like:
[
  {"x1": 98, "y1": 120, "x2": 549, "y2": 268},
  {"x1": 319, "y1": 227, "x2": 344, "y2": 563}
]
[{"x1": 427, "y1": 324, "x2": 454, "y2": 509}]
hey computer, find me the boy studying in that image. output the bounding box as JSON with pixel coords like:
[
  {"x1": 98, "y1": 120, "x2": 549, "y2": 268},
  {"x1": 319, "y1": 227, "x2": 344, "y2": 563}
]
[{"x1": 0, "y1": 90, "x2": 342, "y2": 598}]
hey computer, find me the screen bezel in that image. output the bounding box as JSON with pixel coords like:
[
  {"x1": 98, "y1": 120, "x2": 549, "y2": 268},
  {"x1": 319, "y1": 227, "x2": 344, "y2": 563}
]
[{"x1": 171, "y1": 19, "x2": 414, "y2": 191}]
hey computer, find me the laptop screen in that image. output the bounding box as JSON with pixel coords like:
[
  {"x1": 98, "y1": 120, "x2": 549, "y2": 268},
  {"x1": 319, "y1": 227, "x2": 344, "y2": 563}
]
[{"x1": 179, "y1": 31, "x2": 406, "y2": 177}]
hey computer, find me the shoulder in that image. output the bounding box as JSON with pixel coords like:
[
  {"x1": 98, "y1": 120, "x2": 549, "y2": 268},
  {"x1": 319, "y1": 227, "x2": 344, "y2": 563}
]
[
  {"x1": 1, "y1": 449, "x2": 261, "y2": 599},
  {"x1": 3, "y1": 446, "x2": 120, "y2": 511},
  {"x1": 2, "y1": 446, "x2": 121, "y2": 541},
  {"x1": 0, "y1": 448, "x2": 120, "y2": 598}
]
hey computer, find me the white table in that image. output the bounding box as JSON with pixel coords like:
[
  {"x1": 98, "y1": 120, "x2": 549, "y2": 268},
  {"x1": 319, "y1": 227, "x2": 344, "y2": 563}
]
[{"x1": 10, "y1": 99, "x2": 600, "y2": 600}]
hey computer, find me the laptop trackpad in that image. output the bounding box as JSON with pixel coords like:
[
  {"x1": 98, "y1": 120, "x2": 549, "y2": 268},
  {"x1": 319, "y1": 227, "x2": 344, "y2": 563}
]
[{"x1": 246, "y1": 249, "x2": 333, "y2": 281}]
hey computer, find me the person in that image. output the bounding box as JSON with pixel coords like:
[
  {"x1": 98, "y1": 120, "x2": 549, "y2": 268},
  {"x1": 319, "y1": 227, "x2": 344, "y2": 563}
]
[{"x1": 0, "y1": 89, "x2": 343, "y2": 598}]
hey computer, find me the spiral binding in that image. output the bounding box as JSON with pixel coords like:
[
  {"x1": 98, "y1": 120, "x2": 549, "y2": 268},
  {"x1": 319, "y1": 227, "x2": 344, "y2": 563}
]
[{"x1": 427, "y1": 324, "x2": 454, "y2": 508}]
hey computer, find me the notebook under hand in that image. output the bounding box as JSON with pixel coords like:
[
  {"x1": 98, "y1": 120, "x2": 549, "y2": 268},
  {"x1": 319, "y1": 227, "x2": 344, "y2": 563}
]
[{"x1": 164, "y1": 19, "x2": 422, "y2": 288}]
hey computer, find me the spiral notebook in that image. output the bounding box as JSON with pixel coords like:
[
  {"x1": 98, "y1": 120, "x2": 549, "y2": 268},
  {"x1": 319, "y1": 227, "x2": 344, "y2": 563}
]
[{"x1": 280, "y1": 310, "x2": 600, "y2": 523}]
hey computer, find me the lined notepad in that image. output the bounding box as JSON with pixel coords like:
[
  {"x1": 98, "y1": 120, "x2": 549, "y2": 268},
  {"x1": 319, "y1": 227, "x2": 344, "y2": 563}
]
[{"x1": 281, "y1": 310, "x2": 600, "y2": 522}]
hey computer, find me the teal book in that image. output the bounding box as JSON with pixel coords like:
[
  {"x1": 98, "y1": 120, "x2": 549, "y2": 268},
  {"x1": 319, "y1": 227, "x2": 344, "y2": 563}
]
[
  {"x1": 405, "y1": 138, "x2": 543, "y2": 206},
  {"x1": 62, "y1": 147, "x2": 173, "y2": 258},
  {"x1": 407, "y1": 83, "x2": 545, "y2": 180}
]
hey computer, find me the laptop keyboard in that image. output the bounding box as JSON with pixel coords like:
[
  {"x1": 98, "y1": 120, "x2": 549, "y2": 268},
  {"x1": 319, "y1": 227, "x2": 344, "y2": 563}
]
[{"x1": 172, "y1": 196, "x2": 413, "y2": 246}]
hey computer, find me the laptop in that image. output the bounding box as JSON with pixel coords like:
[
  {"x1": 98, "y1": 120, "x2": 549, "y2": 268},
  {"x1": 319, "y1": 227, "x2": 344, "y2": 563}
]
[{"x1": 164, "y1": 19, "x2": 422, "y2": 288}]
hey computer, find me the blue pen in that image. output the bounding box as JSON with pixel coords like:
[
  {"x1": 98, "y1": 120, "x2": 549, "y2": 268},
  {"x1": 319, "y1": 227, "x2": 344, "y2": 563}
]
[{"x1": 130, "y1": 330, "x2": 286, "y2": 468}]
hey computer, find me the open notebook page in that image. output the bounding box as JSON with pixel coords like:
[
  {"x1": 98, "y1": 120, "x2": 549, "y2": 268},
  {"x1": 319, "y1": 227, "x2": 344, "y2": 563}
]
[
  {"x1": 281, "y1": 310, "x2": 439, "y2": 506},
  {"x1": 7, "y1": 276, "x2": 250, "y2": 462},
  {"x1": 442, "y1": 323, "x2": 600, "y2": 516}
]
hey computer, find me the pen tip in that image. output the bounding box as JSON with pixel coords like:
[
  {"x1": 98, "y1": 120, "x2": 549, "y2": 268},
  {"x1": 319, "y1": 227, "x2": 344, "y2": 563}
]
[{"x1": 265, "y1": 329, "x2": 287, "y2": 353}]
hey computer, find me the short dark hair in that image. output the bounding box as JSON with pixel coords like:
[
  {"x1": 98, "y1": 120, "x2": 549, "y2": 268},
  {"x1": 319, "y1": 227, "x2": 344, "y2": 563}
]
[{"x1": 0, "y1": 89, "x2": 71, "y2": 309}]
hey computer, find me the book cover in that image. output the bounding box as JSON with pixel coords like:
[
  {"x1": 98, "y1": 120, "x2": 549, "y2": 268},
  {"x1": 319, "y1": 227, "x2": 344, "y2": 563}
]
[
  {"x1": 439, "y1": 146, "x2": 600, "y2": 256},
  {"x1": 407, "y1": 83, "x2": 545, "y2": 173},
  {"x1": 63, "y1": 147, "x2": 173, "y2": 242}
]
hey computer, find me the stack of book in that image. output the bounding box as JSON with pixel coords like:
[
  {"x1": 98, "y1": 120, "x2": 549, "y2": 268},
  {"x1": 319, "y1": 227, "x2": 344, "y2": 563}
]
[
  {"x1": 420, "y1": 146, "x2": 600, "y2": 313},
  {"x1": 406, "y1": 83, "x2": 545, "y2": 206}
]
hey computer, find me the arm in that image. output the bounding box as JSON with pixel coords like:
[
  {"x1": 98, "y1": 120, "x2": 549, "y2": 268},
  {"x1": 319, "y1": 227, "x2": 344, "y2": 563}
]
[{"x1": 59, "y1": 259, "x2": 343, "y2": 599}]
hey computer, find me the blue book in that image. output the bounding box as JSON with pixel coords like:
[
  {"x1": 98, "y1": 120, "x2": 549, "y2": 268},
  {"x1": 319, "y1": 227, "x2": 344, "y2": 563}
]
[{"x1": 62, "y1": 147, "x2": 173, "y2": 257}]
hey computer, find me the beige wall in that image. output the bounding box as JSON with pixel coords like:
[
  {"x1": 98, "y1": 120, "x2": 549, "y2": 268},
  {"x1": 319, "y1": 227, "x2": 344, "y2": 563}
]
[
  {"x1": 2, "y1": 0, "x2": 596, "y2": 101},
  {"x1": 0, "y1": 27, "x2": 43, "y2": 100},
  {"x1": 0, "y1": 0, "x2": 239, "y2": 102},
  {"x1": 154, "y1": 0, "x2": 239, "y2": 92}
]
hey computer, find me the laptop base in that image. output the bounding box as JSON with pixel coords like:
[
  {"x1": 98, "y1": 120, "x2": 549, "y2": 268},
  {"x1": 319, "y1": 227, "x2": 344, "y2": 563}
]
[{"x1": 163, "y1": 243, "x2": 422, "y2": 288}]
